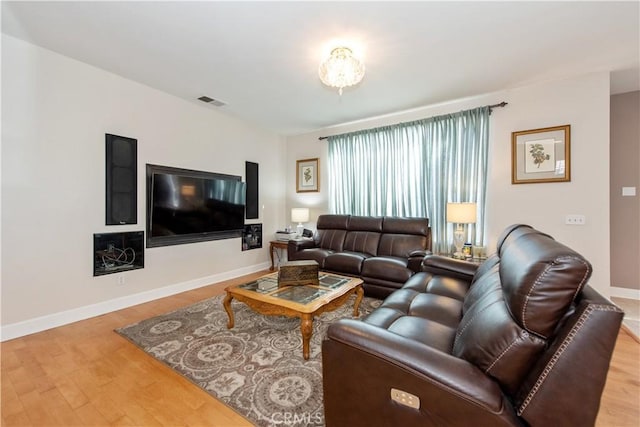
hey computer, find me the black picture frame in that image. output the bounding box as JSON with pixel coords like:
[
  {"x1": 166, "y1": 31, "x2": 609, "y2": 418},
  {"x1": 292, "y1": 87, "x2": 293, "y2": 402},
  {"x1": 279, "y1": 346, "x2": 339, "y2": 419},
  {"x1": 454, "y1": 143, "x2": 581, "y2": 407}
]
[{"x1": 242, "y1": 224, "x2": 263, "y2": 251}]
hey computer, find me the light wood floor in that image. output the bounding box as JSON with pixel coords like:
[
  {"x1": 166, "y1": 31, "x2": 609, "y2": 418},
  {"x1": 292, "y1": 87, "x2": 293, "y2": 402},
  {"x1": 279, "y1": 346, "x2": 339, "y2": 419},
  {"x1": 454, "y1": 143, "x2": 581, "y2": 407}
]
[{"x1": 2, "y1": 270, "x2": 639, "y2": 426}]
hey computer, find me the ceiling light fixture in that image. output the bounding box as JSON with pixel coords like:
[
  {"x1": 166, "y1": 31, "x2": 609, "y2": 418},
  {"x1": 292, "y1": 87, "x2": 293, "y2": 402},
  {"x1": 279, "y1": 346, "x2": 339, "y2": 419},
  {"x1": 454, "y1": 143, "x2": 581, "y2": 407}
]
[{"x1": 318, "y1": 47, "x2": 365, "y2": 96}]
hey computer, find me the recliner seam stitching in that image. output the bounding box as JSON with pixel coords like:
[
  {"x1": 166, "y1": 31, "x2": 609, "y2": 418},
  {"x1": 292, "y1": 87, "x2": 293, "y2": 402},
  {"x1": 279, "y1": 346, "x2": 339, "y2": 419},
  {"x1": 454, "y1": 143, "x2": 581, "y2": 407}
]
[
  {"x1": 521, "y1": 256, "x2": 591, "y2": 338},
  {"x1": 453, "y1": 299, "x2": 501, "y2": 352},
  {"x1": 517, "y1": 305, "x2": 599, "y2": 415},
  {"x1": 485, "y1": 332, "x2": 527, "y2": 374}
]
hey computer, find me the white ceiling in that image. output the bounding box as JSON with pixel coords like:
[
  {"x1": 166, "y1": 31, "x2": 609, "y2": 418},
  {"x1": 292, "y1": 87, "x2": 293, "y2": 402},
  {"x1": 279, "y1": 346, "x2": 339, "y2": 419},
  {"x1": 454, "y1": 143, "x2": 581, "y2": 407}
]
[{"x1": 2, "y1": 1, "x2": 639, "y2": 135}]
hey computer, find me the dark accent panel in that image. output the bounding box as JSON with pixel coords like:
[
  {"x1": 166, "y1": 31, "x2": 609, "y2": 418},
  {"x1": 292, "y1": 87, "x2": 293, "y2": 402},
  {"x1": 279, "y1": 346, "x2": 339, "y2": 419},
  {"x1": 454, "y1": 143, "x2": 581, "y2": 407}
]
[
  {"x1": 245, "y1": 161, "x2": 259, "y2": 219},
  {"x1": 242, "y1": 224, "x2": 263, "y2": 251},
  {"x1": 93, "y1": 231, "x2": 144, "y2": 276},
  {"x1": 106, "y1": 134, "x2": 137, "y2": 225}
]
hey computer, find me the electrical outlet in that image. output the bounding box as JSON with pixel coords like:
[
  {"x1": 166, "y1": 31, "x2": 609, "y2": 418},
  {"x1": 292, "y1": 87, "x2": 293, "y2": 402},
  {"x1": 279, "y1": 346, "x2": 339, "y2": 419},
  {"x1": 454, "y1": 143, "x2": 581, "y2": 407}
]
[
  {"x1": 116, "y1": 276, "x2": 125, "y2": 285},
  {"x1": 565, "y1": 214, "x2": 586, "y2": 225},
  {"x1": 391, "y1": 388, "x2": 420, "y2": 409}
]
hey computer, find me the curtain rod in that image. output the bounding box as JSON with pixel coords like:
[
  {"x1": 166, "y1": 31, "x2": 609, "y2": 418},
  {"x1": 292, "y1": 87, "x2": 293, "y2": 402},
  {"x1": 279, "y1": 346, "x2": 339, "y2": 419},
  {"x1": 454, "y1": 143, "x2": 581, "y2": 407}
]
[{"x1": 318, "y1": 101, "x2": 508, "y2": 141}]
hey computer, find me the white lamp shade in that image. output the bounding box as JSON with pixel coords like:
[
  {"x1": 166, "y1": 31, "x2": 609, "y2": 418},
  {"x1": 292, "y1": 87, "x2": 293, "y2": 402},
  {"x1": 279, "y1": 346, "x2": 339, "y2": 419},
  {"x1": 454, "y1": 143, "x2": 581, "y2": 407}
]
[
  {"x1": 291, "y1": 208, "x2": 309, "y2": 223},
  {"x1": 446, "y1": 203, "x2": 477, "y2": 224}
]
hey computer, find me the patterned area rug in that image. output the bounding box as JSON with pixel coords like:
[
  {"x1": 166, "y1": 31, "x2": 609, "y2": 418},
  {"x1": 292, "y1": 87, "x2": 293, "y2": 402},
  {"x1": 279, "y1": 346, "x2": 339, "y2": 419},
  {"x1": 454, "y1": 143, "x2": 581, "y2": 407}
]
[{"x1": 116, "y1": 293, "x2": 380, "y2": 426}]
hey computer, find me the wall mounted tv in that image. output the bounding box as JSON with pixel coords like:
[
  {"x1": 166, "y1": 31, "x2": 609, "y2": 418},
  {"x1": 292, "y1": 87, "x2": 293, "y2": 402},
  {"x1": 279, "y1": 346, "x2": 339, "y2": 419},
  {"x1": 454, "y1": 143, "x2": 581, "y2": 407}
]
[{"x1": 146, "y1": 164, "x2": 246, "y2": 248}]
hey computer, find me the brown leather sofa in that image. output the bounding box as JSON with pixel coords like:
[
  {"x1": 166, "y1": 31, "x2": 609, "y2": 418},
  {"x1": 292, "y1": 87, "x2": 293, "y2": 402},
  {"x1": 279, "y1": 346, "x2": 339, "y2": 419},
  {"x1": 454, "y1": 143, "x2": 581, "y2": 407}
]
[
  {"x1": 287, "y1": 215, "x2": 432, "y2": 298},
  {"x1": 322, "y1": 224, "x2": 623, "y2": 427}
]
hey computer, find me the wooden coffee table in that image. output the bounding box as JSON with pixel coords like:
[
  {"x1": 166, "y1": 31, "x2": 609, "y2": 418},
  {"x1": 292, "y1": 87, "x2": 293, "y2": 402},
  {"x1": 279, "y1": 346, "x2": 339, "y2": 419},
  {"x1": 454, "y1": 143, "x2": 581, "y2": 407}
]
[{"x1": 223, "y1": 271, "x2": 364, "y2": 360}]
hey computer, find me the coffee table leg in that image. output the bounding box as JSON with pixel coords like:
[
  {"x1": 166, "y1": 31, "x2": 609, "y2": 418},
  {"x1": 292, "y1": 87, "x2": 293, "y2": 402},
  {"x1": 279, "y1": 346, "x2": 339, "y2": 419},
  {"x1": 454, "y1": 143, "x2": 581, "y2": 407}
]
[
  {"x1": 301, "y1": 313, "x2": 313, "y2": 360},
  {"x1": 223, "y1": 293, "x2": 235, "y2": 328},
  {"x1": 353, "y1": 285, "x2": 364, "y2": 316}
]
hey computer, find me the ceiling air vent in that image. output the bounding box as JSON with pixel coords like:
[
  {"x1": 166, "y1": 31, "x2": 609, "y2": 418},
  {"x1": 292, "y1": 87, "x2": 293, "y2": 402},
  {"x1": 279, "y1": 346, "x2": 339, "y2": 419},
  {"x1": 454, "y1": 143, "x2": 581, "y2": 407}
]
[{"x1": 197, "y1": 96, "x2": 226, "y2": 107}]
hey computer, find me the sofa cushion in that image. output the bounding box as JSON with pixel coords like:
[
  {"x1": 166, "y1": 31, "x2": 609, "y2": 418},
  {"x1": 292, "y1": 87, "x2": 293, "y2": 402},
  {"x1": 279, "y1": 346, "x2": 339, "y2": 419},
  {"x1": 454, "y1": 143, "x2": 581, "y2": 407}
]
[
  {"x1": 377, "y1": 217, "x2": 431, "y2": 258},
  {"x1": 471, "y1": 253, "x2": 499, "y2": 285},
  {"x1": 316, "y1": 229, "x2": 347, "y2": 252},
  {"x1": 291, "y1": 248, "x2": 333, "y2": 268},
  {"x1": 364, "y1": 290, "x2": 461, "y2": 353},
  {"x1": 403, "y1": 272, "x2": 470, "y2": 301},
  {"x1": 315, "y1": 215, "x2": 349, "y2": 252},
  {"x1": 382, "y1": 217, "x2": 430, "y2": 236},
  {"x1": 499, "y1": 231, "x2": 592, "y2": 338},
  {"x1": 317, "y1": 214, "x2": 350, "y2": 230},
  {"x1": 361, "y1": 256, "x2": 413, "y2": 283},
  {"x1": 378, "y1": 234, "x2": 429, "y2": 258},
  {"x1": 343, "y1": 231, "x2": 381, "y2": 256},
  {"x1": 324, "y1": 251, "x2": 368, "y2": 276},
  {"x1": 453, "y1": 269, "x2": 547, "y2": 395},
  {"x1": 387, "y1": 317, "x2": 457, "y2": 354},
  {"x1": 347, "y1": 216, "x2": 383, "y2": 232}
]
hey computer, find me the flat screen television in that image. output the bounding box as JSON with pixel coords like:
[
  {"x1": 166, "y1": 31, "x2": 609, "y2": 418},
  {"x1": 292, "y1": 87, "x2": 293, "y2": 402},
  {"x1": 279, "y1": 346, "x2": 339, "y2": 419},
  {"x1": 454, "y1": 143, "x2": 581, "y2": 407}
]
[{"x1": 146, "y1": 164, "x2": 246, "y2": 247}]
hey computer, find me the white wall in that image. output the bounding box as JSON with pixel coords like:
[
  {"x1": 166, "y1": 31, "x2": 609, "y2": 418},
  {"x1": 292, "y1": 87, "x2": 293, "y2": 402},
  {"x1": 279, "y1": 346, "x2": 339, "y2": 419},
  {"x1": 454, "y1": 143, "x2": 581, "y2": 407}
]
[
  {"x1": 286, "y1": 72, "x2": 611, "y2": 297},
  {"x1": 1, "y1": 35, "x2": 286, "y2": 336}
]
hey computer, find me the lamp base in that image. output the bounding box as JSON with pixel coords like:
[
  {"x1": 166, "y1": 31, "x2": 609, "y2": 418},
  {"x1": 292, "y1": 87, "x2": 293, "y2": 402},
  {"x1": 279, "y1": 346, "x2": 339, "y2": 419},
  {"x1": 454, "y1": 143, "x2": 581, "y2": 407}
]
[
  {"x1": 296, "y1": 223, "x2": 304, "y2": 238},
  {"x1": 452, "y1": 225, "x2": 466, "y2": 258}
]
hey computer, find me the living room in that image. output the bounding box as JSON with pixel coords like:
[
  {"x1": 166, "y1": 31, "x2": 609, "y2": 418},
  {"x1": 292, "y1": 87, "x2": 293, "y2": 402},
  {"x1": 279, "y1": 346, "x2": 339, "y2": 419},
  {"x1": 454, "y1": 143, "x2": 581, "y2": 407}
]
[{"x1": 1, "y1": 2, "x2": 639, "y2": 426}]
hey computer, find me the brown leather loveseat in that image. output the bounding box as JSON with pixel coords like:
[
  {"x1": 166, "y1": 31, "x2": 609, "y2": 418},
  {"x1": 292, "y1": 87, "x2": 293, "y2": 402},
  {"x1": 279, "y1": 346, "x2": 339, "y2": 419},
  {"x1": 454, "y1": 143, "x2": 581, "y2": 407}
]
[
  {"x1": 322, "y1": 224, "x2": 623, "y2": 426},
  {"x1": 288, "y1": 214, "x2": 431, "y2": 298}
]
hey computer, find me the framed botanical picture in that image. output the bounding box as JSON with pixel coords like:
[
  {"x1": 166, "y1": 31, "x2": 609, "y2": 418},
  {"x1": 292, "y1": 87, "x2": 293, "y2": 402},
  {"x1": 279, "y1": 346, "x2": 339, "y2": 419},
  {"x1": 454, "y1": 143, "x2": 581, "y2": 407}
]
[
  {"x1": 296, "y1": 158, "x2": 319, "y2": 192},
  {"x1": 512, "y1": 125, "x2": 570, "y2": 184}
]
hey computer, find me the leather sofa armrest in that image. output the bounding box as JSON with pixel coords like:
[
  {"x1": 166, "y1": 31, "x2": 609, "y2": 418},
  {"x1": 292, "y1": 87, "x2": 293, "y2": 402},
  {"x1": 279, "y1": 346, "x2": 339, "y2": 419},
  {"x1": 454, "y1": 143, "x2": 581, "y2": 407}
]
[
  {"x1": 287, "y1": 238, "x2": 316, "y2": 252},
  {"x1": 323, "y1": 320, "x2": 519, "y2": 426},
  {"x1": 421, "y1": 254, "x2": 478, "y2": 281},
  {"x1": 409, "y1": 249, "x2": 431, "y2": 257},
  {"x1": 287, "y1": 238, "x2": 317, "y2": 260},
  {"x1": 407, "y1": 249, "x2": 431, "y2": 272}
]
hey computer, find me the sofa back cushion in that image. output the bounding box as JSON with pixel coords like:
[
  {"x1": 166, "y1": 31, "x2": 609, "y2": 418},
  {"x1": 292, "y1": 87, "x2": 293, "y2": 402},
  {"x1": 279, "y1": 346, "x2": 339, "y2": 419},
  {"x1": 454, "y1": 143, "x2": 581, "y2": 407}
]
[
  {"x1": 499, "y1": 229, "x2": 592, "y2": 338},
  {"x1": 381, "y1": 217, "x2": 430, "y2": 236},
  {"x1": 343, "y1": 216, "x2": 383, "y2": 256},
  {"x1": 454, "y1": 268, "x2": 547, "y2": 395},
  {"x1": 377, "y1": 217, "x2": 430, "y2": 257},
  {"x1": 316, "y1": 215, "x2": 349, "y2": 252},
  {"x1": 455, "y1": 226, "x2": 591, "y2": 395}
]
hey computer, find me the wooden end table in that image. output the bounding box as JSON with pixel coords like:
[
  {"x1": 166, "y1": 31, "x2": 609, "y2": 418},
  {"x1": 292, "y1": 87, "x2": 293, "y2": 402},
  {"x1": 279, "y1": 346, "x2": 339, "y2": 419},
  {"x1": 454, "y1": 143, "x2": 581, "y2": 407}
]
[
  {"x1": 269, "y1": 240, "x2": 289, "y2": 271},
  {"x1": 223, "y1": 272, "x2": 364, "y2": 360}
]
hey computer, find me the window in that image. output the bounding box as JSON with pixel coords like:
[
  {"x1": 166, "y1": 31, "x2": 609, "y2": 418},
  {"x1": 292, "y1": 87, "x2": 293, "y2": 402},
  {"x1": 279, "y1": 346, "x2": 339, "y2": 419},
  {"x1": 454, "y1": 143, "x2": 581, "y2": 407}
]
[{"x1": 327, "y1": 107, "x2": 489, "y2": 253}]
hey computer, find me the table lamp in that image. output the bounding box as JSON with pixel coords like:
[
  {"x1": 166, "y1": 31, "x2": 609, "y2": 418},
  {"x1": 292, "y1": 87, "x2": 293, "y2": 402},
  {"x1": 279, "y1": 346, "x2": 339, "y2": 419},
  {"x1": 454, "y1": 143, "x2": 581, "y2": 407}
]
[
  {"x1": 446, "y1": 202, "x2": 477, "y2": 259},
  {"x1": 291, "y1": 208, "x2": 309, "y2": 237}
]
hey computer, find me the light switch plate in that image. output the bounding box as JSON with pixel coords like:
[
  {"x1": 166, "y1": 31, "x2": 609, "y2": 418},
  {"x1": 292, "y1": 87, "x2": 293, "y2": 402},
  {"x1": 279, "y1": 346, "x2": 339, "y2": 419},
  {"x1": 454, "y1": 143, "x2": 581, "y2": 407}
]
[
  {"x1": 622, "y1": 187, "x2": 636, "y2": 197},
  {"x1": 565, "y1": 214, "x2": 586, "y2": 225}
]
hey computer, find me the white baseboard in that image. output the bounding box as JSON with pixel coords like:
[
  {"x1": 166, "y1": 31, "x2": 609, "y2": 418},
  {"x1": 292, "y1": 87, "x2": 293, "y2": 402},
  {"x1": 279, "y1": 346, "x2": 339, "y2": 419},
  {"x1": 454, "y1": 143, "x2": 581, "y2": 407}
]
[
  {"x1": 610, "y1": 286, "x2": 640, "y2": 300},
  {"x1": 1, "y1": 262, "x2": 270, "y2": 342}
]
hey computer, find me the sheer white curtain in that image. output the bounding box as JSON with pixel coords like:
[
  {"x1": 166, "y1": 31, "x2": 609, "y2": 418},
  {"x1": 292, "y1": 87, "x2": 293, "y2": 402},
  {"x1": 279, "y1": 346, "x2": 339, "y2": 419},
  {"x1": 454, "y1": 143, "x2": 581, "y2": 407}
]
[{"x1": 327, "y1": 107, "x2": 489, "y2": 254}]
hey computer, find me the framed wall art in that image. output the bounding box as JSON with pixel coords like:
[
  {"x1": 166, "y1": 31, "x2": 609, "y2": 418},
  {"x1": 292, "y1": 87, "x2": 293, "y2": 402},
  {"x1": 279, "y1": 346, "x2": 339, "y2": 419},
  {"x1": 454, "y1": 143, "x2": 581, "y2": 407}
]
[
  {"x1": 296, "y1": 158, "x2": 319, "y2": 193},
  {"x1": 511, "y1": 124, "x2": 571, "y2": 184}
]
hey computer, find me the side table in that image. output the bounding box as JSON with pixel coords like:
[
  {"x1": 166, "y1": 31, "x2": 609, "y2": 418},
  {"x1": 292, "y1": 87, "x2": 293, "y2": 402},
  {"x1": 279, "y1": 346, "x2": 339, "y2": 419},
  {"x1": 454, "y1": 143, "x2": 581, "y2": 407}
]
[
  {"x1": 437, "y1": 253, "x2": 485, "y2": 265},
  {"x1": 269, "y1": 240, "x2": 289, "y2": 271}
]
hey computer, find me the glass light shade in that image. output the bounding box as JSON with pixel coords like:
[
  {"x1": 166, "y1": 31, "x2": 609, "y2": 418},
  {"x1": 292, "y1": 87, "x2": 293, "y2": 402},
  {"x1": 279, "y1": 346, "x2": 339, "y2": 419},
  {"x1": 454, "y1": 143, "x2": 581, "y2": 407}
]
[{"x1": 318, "y1": 47, "x2": 365, "y2": 95}]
